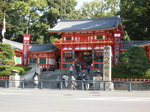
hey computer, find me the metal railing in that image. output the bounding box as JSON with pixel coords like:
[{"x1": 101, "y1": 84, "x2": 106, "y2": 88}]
[{"x1": 0, "y1": 79, "x2": 150, "y2": 91}]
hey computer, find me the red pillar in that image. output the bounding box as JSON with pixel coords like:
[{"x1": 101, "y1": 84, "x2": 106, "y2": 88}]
[
  {"x1": 37, "y1": 54, "x2": 39, "y2": 64},
  {"x1": 72, "y1": 49, "x2": 75, "y2": 69},
  {"x1": 47, "y1": 53, "x2": 49, "y2": 69},
  {"x1": 149, "y1": 49, "x2": 150, "y2": 61},
  {"x1": 61, "y1": 50, "x2": 63, "y2": 69}
]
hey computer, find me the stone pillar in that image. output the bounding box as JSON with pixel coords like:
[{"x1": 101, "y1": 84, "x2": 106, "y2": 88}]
[
  {"x1": 101, "y1": 46, "x2": 114, "y2": 90},
  {"x1": 103, "y1": 46, "x2": 112, "y2": 81}
]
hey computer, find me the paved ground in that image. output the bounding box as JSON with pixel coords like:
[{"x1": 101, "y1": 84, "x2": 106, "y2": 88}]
[{"x1": 0, "y1": 88, "x2": 150, "y2": 112}]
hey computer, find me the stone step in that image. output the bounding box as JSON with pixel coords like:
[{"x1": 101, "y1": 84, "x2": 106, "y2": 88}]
[{"x1": 39, "y1": 69, "x2": 101, "y2": 80}]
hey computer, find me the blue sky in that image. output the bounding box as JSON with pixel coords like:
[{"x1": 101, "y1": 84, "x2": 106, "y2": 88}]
[{"x1": 76, "y1": 0, "x2": 93, "y2": 10}]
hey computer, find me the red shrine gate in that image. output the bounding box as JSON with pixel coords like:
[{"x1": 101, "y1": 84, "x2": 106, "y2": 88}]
[{"x1": 48, "y1": 16, "x2": 124, "y2": 69}]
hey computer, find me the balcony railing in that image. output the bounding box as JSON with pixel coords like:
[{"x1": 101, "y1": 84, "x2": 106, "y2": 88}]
[{"x1": 54, "y1": 38, "x2": 113, "y2": 45}]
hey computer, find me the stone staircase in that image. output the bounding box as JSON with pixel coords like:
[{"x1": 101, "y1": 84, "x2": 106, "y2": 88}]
[{"x1": 39, "y1": 69, "x2": 100, "y2": 81}]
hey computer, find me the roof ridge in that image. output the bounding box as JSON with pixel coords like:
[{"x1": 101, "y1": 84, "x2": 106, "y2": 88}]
[
  {"x1": 60, "y1": 16, "x2": 120, "y2": 22},
  {"x1": 3, "y1": 38, "x2": 22, "y2": 44},
  {"x1": 30, "y1": 43, "x2": 53, "y2": 46}
]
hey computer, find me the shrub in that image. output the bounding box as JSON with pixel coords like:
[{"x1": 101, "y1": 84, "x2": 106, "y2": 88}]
[
  {"x1": 144, "y1": 69, "x2": 150, "y2": 78},
  {"x1": 116, "y1": 46, "x2": 150, "y2": 78},
  {"x1": 0, "y1": 65, "x2": 31, "y2": 76},
  {"x1": 0, "y1": 70, "x2": 11, "y2": 76},
  {"x1": 0, "y1": 43, "x2": 15, "y2": 64}
]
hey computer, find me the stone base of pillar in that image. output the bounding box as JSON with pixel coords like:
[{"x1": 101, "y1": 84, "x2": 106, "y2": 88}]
[{"x1": 100, "y1": 82, "x2": 114, "y2": 91}]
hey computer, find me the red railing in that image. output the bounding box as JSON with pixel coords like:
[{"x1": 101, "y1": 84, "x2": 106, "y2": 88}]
[
  {"x1": 112, "y1": 78, "x2": 150, "y2": 82},
  {"x1": 0, "y1": 76, "x2": 9, "y2": 80},
  {"x1": 54, "y1": 39, "x2": 113, "y2": 44}
]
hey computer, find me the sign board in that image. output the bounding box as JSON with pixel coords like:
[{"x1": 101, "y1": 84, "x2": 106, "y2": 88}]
[
  {"x1": 92, "y1": 49, "x2": 94, "y2": 60},
  {"x1": 113, "y1": 31, "x2": 121, "y2": 66},
  {"x1": 72, "y1": 49, "x2": 74, "y2": 60},
  {"x1": 22, "y1": 34, "x2": 30, "y2": 66}
]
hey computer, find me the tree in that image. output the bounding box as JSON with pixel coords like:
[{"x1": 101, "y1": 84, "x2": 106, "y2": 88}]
[
  {"x1": 40, "y1": 0, "x2": 83, "y2": 43},
  {"x1": 0, "y1": 0, "x2": 48, "y2": 43},
  {"x1": 118, "y1": 46, "x2": 150, "y2": 77},
  {"x1": 0, "y1": 43, "x2": 15, "y2": 64},
  {"x1": 119, "y1": 0, "x2": 150, "y2": 40},
  {"x1": 81, "y1": 0, "x2": 120, "y2": 18},
  {"x1": 0, "y1": 0, "x2": 83, "y2": 44},
  {"x1": 0, "y1": 1, "x2": 11, "y2": 42}
]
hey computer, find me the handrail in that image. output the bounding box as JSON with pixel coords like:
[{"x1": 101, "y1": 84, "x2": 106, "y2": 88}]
[{"x1": 112, "y1": 78, "x2": 150, "y2": 82}]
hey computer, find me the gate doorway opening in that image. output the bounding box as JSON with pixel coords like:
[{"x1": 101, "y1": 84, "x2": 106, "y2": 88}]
[{"x1": 75, "y1": 51, "x2": 92, "y2": 69}]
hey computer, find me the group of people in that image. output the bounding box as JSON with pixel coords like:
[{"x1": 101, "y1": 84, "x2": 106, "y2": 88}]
[
  {"x1": 57, "y1": 74, "x2": 90, "y2": 90},
  {"x1": 43, "y1": 66, "x2": 55, "y2": 72},
  {"x1": 56, "y1": 63, "x2": 91, "y2": 90},
  {"x1": 69, "y1": 63, "x2": 91, "y2": 76}
]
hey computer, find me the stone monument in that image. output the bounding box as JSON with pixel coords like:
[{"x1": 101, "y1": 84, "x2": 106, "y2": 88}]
[{"x1": 101, "y1": 46, "x2": 114, "y2": 90}]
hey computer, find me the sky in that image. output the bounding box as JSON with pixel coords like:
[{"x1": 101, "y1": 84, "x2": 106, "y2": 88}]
[{"x1": 75, "y1": 0, "x2": 93, "y2": 10}]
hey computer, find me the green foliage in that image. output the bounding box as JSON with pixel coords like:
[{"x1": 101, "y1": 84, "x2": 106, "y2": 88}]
[
  {"x1": 113, "y1": 46, "x2": 150, "y2": 78},
  {"x1": 122, "y1": 31, "x2": 130, "y2": 41},
  {"x1": 0, "y1": 43, "x2": 15, "y2": 64},
  {"x1": 119, "y1": 0, "x2": 150, "y2": 40},
  {"x1": 81, "y1": 0, "x2": 119, "y2": 18},
  {"x1": 0, "y1": 0, "x2": 149, "y2": 44},
  {"x1": 0, "y1": 70, "x2": 11, "y2": 76},
  {"x1": 112, "y1": 64, "x2": 129, "y2": 78},
  {"x1": 144, "y1": 69, "x2": 150, "y2": 78},
  {"x1": 0, "y1": 0, "x2": 82, "y2": 44},
  {"x1": 0, "y1": 65, "x2": 31, "y2": 76}
]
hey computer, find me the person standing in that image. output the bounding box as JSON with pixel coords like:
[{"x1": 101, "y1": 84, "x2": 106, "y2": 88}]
[
  {"x1": 69, "y1": 65, "x2": 73, "y2": 76},
  {"x1": 71, "y1": 76, "x2": 76, "y2": 90},
  {"x1": 57, "y1": 76, "x2": 61, "y2": 89},
  {"x1": 62, "y1": 74, "x2": 69, "y2": 88},
  {"x1": 34, "y1": 73, "x2": 39, "y2": 88},
  {"x1": 87, "y1": 65, "x2": 91, "y2": 74},
  {"x1": 76, "y1": 64, "x2": 80, "y2": 75}
]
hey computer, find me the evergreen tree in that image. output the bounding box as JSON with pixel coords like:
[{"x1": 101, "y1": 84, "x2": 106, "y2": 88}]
[{"x1": 119, "y1": 0, "x2": 150, "y2": 40}]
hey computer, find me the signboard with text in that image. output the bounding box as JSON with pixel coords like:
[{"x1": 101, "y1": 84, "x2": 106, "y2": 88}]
[
  {"x1": 113, "y1": 31, "x2": 121, "y2": 66},
  {"x1": 22, "y1": 34, "x2": 30, "y2": 66}
]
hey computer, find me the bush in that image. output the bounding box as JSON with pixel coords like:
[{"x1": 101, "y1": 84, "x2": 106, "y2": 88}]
[
  {"x1": 0, "y1": 66, "x2": 7, "y2": 71},
  {"x1": 0, "y1": 65, "x2": 32, "y2": 76},
  {"x1": 2, "y1": 59, "x2": 15, "y2": 64},
  {"x1": 116, "y1": 46, "x2": 150, "y2": 78},
  {"x1": 14, "y1": 65, "x2": 32, "y2": 72},
  {"x1": 0, "y1": 43, "x2": 15, "y2": 64},
  {"x1": 144, "y1": 69, "x2": 150, "y2": 78},
  {"x1": 0, "y1": 70, "x2": 11, "y2": 76},
  {"x1": 112, "y1": 64, "x2": 129, "y2": 78}
]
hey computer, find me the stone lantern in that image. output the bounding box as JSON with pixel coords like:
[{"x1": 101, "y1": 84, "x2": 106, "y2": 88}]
[{"x1": 9, "y1": 70, "x2": 20, "y2": 88}]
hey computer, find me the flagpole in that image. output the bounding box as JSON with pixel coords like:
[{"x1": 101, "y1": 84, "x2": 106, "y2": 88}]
[{"x1": 2, "y1": 12, "x2": 6, "y2": 40}]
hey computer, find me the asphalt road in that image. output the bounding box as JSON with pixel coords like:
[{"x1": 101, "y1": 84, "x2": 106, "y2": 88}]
[{"x1": 0, "y1": 88, "x2": 150, "y2": 112}]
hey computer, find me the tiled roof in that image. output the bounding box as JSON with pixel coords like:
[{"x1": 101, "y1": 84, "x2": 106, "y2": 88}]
[
  {"x1": 48, "y1": 16, "x2": 122, "y2": 32},
  {"x1": 2, "y1": 38, "x2": 23, "y2": 50},
  {"x1": 2, "y1": 38, "x2": 56, "y2": 52},
  {"x1": 121, "y1": 41, "x2": 150, "y2": 50},
  {"x1": 29, "y1": 44, "x2": 57, "y2": 52},
  {"x1": 3, "y1": 38, "x2": 150, "y2": 51}
]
